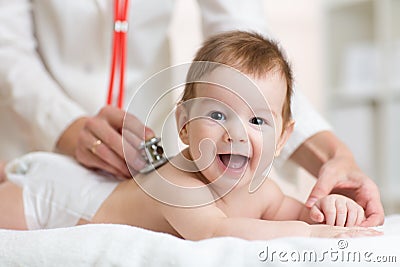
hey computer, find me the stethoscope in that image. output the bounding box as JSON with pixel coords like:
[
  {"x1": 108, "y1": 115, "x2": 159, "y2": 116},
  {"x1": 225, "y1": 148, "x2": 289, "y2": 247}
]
[
  {"x1": 107, "y1": 0, "x2": 129, "y2": 109},
  {"x1": 106, "y1": 0, "x2": 167, "y2": 173}
]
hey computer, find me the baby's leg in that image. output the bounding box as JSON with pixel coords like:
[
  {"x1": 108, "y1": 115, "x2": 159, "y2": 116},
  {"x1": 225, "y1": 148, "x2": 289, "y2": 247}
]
[{"x1": 0, "y1": 181, "x2": 28, "y2": 230}]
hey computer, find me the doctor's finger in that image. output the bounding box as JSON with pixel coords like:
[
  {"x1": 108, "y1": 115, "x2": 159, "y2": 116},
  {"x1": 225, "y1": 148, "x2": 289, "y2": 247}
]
[
  {"x1": 359, "y1": 183, "x2": 385, "y2": 227},
  {"x1": 87, "y1": 117, "x2": 147, "y2": 174},
  {"x1": 85, "y1": 116, "x2": 125, "y2": 159},
  {"x1": 123, "y1": 112, "x2": 155, "y2": 140},
  {"x1": 97, "y1": 106, "x2": 155, "y2": 141},
  {"x1": 88, "y1": 137, "x2": 131, "y2": 178},
  {"x1": 97, "y1": 106, "x2": 125, "y2": 130},
  {"x1": 122, "y1": 137, "x2": 147, "y2": 173},
  {"x1": 76, "y1": 143, "x2": 125, "y2": 178},
  {"x1": 123, "y1": 128, "x2": 144, "y2": 149},
  {"x1": 77, "y1": 130, "x2": 130, "y2": 178},
  {"x1": 306, "y1": 174, "x2": 337, "y2": 208}
]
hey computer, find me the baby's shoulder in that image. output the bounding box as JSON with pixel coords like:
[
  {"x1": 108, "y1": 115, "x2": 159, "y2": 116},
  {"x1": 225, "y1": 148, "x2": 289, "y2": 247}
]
[
  {"x1": 138, "y1": 162, "x2": 215, "y2": 207},
  {"x1": 248, "y1": 177, "x2": 286, "y2": 210},
  {"x1": 256, "y1": 177, "x2": 282, "y2": 195},
  {"x1": 154, "y1": 162, "x2": 206, "y2": 187}
]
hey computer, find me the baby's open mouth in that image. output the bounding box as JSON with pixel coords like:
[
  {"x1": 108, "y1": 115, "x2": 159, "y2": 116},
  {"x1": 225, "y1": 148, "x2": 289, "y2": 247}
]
[{"x1": 218, "y1": 154, "x2": 249, "y2": 169}]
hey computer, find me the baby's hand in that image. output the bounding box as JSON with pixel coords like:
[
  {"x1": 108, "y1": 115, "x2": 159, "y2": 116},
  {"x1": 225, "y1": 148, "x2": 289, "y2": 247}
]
[{"x1": 310, "y1": 194, "x2": 365, "y2": 226}]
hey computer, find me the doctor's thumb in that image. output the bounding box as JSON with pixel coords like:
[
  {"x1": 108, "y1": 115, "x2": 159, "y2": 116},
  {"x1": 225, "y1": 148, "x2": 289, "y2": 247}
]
[{"x1": 305, "y1": 179, "x2": 334, "y2": 208}]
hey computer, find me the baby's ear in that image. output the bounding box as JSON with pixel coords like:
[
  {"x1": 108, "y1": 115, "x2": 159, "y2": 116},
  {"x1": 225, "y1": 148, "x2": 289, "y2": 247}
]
[
  {"x1": 275, "y1": 120, "x2": 295, "y2": 157},
  {"x1": 175, "y1": 103, "x2": 190, "y2": 145}
]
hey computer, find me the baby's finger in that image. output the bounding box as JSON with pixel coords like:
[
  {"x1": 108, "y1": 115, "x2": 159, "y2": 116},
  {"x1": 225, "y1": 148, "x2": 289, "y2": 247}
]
[
  {"x1": 310, "y1": 205, "x2": 325, "y2": 223},
  {"x1": 335, "y1": 199, "x2": 347, "y2": 227},
  {"x1": 345, "y1": 202, "x2": 358, "y2": 227},
  {"x1": 321, "y1": 197, "x2": 336, "y2": 225},
  {"x1": 356, "y1": 206, "x2": 366, "y2": 226}
]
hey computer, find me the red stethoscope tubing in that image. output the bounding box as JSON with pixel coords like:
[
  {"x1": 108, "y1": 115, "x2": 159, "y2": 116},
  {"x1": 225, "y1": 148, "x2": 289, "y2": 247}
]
[{"x1": 107, "y1": 0, "x2": 130, "y2": 109}]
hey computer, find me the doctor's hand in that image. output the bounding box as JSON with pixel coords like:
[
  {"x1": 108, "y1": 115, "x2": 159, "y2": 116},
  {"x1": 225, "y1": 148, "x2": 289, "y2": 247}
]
[
  {"x1": 292, "y1": 131, "x2": 384, "y2": 227},
  {"x1": 56, "y1": 106, "x2": 154, "y2": 178},
  {"x1": 306, "y1": 155, "x2": 384, "y2": 227}
]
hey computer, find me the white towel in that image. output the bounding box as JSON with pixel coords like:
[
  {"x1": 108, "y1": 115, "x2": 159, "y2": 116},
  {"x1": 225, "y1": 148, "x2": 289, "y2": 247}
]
[{"x1": 1, "y1": 215, "x2": 400, "y2": 267}]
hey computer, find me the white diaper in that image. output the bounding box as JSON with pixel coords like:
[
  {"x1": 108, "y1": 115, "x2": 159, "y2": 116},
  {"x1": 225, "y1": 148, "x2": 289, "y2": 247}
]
[{"x1": 5, "y1": 152, "x2": 120, "y2": 230}]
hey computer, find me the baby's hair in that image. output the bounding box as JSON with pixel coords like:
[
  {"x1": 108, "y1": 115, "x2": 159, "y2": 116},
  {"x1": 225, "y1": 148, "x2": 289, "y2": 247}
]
[{"x1": 180, "y1": 30, "x2": 293, "y2": 126}]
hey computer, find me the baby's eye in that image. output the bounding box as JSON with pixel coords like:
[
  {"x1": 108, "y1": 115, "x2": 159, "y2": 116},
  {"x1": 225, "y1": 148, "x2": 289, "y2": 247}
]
[
  {"x1": 208, "y1": 111, "x2": 226, "y2": 121},
  {"x1": 249, "y1": 117, "x2": 266, "y2": 125}
]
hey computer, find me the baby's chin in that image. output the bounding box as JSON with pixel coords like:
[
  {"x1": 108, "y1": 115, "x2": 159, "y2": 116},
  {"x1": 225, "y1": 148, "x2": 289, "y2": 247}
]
[{"x1": 201, "y1": 167, "x2": 253, "y2": 195}]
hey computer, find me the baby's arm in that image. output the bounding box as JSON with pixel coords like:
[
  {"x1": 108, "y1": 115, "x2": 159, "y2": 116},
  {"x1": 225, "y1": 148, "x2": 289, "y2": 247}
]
[
  {"x1": 159, "y1": 178, "x2": 314, "y2": 240},
  {"x1": 261, "y1": 180, "x2": 365, "y2": 227},
  {"x1": 160, "y1": 182, "x2": 380, "y2": 240},
  {"x1": 309, "y1": 194, "x2": 365, "y2": 226},
  {"x1": 162, "y1": 201, "x2": 312, "y2": 240},
  {"x1": 162, "y1": 200, "x2": 380, "y2": 240}
]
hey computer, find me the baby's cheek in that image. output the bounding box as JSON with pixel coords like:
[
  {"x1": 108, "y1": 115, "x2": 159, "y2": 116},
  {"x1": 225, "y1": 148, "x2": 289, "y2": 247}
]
[
  {"x1": 190, "y1": 134, "x2": 218, "y2": 170},
  {"x1": 250, "y1": 141, "x2": 274, "y2": 173},
  {"x1": 260, "y1": 132, "x2": 276, "y2": 162},
  {"x1": 189, "y1": 136, "x2": 205, "y2": 160}
]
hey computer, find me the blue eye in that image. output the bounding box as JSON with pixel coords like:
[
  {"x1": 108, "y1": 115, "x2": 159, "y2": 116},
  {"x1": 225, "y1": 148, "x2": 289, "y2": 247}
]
[
  {"x1": 209, "y1": 111, "x2": 225, "y2": 121},
  {"x1": 249, "y1": 117, "x2": 265, "y2": 125}
]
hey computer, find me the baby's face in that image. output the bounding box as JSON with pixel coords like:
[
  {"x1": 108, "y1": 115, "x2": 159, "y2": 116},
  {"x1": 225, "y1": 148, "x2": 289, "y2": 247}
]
[{"x1": 178, "y1": 68, "x2": 291, "y2": 191}]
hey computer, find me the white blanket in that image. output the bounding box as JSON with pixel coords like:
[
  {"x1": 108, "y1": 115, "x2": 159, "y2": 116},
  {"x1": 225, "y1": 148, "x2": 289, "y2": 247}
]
[{"x1": 1, "y1": 215, "x2": 400, "y2": 267}]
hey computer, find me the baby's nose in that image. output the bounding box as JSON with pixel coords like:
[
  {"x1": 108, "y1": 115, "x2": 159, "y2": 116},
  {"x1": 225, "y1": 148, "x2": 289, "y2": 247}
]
[{"x1": 223, "y1": 122, "x2": 248, "y2": 143}]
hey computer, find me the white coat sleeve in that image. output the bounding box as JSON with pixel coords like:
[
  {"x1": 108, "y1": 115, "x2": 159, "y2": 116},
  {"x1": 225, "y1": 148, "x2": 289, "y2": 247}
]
[
  {"x1": 274, "y1": 91, "x2": 332, "y2": 167},
  {"x1": 197, "y1": 0, "x2": 269, "y2": 38},
  {"x1": 196, "y1": 0, "x2": 332, "y2": 164},
  {"x1": 0, "y1": 1, "x2": 86, "y2": 150}
]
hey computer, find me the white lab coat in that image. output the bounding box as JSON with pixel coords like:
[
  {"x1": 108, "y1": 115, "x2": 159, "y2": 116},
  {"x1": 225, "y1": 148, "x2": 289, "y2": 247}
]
[{"x1": 0, "y1": 0, "x2": 330, "y2": 163}]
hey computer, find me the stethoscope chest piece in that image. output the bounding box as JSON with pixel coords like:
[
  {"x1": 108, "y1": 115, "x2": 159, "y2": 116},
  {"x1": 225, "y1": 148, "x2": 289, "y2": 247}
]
[{"x1": 139, "y1": 137, "x2": 168, "y2": 173}]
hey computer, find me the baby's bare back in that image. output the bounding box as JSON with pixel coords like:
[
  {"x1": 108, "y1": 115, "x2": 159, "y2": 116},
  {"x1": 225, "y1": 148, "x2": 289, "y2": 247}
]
[{"x1": 90, "y1": 170, "x2": 182, "y2": 237}]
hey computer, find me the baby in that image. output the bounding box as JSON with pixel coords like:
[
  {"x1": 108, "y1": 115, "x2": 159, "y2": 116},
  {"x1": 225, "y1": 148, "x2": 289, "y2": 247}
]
[{"x1": 0, "y1": 31, "x2": 381, "y2": 239}]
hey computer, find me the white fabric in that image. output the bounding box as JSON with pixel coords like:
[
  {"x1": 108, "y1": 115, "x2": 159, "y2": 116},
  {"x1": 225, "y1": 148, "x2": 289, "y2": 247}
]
[
  {"x1": 0, "y1": 0, "x2": 330, "y2": 163},
  {"x1": 5, "y1": 152, "x2": 119, "y2": 229},
  {"x1": 0, "y1": 216, "x2": 399, "y2": 267},
  {"x1": 275, "y1": 92, "x2": 332, "y2": 167}
]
